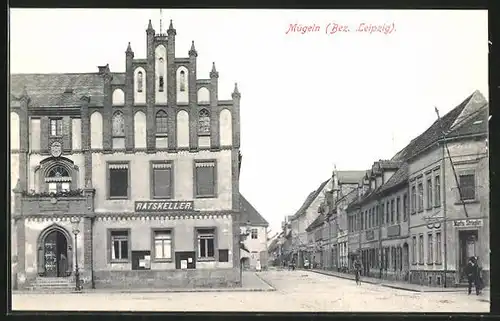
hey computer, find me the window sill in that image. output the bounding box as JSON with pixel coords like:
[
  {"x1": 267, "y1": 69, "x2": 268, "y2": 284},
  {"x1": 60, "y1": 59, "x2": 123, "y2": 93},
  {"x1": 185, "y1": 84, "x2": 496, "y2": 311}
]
[
  {"x1": 197, "y1": 258, "x2": 216, "y2": 262},
  {"x1": 198, "y1": 132, "x2": 211, "y2": 137},
  {"x1": 427, "y1": 262, "x2": 434, "y2": 265},
  {"x1": 110, "y1": 260, "x2": 130, "y2": 264},
  {"x1": 152, "y1": 196, "x2": 173, "y2": 200},
  {"x1": 195, "y1": 195, "x2": 217, "y2": 199},
  {"x1": 155, "y1": 133, "x2": 168, "y2": 137},
  {"x1": 108, "y1": 196, "x2": 129, "y2": 200},
  {"x1": 434, "y1": 262, "x2": 442, "y2": 266},
  {"x1": 418, "y1": 263, "x2": 425, "y2": 266},
  {"x1": 152, "y1": 259, "x2": 173, "y2": 263},
  {"x1": 454, "y1": 200, "x2": 479, "y2": 205}
]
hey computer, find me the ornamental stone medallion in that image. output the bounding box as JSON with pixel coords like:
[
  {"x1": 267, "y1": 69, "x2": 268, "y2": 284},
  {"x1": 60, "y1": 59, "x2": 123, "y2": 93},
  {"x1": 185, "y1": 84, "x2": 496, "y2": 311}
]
[{"x1": 50, "y1": 141, "x2": 62, "y2": 158}]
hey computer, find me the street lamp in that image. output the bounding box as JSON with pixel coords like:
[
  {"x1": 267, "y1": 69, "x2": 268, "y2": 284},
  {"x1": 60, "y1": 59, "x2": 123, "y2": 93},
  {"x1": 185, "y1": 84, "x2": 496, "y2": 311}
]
[{"x1": 70, "y1": 216, "x2": 82, "y2": 292}]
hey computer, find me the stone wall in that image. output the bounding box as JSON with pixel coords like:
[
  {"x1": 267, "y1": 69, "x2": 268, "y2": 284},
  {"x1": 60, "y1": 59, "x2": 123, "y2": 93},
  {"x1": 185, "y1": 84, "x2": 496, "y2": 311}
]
[
  {"x1": 409, "y1": 270, "x2": 456, "y2": 287},
  {"x1": 93, "y1": 268, "x2": 240, "y2": 289}
]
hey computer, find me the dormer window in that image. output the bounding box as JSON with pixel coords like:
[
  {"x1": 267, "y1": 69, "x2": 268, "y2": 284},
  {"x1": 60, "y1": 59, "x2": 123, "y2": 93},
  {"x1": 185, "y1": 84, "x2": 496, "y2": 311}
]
[
  {"x1": 180, "y1": 70, "x2": 186, "y2": 92},
  {"x1": 137, "y1": 71, "x2": 143, "y2": 93}
]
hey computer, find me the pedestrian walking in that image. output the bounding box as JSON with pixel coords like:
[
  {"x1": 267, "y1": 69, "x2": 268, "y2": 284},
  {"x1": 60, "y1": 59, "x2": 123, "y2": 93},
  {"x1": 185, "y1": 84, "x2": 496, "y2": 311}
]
[
  {"x1": 354, "y1": 258, "x2": 362, "y2": 285},
  {"x1": 465, "y1": 256, "x2": 480, "y2": 295}
]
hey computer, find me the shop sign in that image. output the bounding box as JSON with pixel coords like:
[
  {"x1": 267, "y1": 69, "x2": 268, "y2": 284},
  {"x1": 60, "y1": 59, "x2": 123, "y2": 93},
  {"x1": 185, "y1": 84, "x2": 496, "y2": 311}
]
[
  {"x1": 135, "y1": 201, "x2": 194, "y2": 212},
  {"x1": 453, "y1": 219, "x2": 483, "y2": 228}
]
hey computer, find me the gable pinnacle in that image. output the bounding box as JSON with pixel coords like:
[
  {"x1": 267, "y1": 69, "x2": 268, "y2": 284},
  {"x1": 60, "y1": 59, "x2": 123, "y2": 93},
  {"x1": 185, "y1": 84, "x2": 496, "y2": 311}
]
[
  {"x1": 147, "y1": 19, "x2": 153, "y2": 30},
  {"x1": 232, "y1": 82, "x2": 241, "y2": 99},
  {"x1": 189, "y1": 40, "x2": 198, "y2": 57},
  {"x1": 126, "y1": 42, "x2": 133, "y2": 55},
  {"x1": 210, "y1": 62, "x2": 219, "y2": 79},
  {"x1": 167, "y1": 19, "x2": 176, "y2": 36}
]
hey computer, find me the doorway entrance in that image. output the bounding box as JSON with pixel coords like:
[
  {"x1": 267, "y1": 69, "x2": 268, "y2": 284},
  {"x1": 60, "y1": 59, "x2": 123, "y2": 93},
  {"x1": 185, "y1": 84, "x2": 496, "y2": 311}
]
[
  {"x1": 43, "y1": 230, "x2": 69, "y2": 277},
  {"x1": 458, "y1": 230, "x2": 479, "y2": 282}
]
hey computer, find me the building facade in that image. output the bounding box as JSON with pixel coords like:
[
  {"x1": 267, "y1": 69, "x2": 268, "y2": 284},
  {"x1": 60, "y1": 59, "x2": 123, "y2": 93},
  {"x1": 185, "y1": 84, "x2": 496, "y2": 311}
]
[
  {"x1": 395, "y1": 91, "x2": 489, "y2": 287},
  {"x1": 10, "y1": 20, "x2": 243, "y2": 290},
  {"x1": 239, "y1": 195, "x2": 269, "y2": 270}
]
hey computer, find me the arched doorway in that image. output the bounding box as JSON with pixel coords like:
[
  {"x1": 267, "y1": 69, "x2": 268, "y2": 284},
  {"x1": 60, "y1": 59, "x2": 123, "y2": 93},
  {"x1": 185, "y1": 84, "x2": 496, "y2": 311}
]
[
  {"x1": 240, "y1": 257, "x2": 250, "y2": 270},
  {"x1": 37, "y1": 225, "x2": 72, "y2": 277}
]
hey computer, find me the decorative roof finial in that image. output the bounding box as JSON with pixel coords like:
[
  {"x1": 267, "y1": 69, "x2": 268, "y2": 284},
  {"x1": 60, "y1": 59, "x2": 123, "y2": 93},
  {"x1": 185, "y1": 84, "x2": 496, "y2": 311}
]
[
  {"x1": 126, "y1": 42, "x2": 133, "y2": 54},
  {"x1": 147, "y1": 19, "x2": 153, "y2": 30}
]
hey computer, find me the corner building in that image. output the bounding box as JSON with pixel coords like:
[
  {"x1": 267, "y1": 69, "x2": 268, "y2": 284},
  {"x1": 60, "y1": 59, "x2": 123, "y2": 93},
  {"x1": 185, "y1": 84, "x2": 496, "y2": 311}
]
[{"x1": 10, "y1": 20, "x2": 242, "y2": 290}]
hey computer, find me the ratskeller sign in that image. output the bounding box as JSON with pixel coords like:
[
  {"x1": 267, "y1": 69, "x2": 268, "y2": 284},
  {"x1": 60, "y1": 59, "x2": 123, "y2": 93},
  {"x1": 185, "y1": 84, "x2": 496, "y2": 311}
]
[{"x1": 135, "y1": 201, "x2": 194, "y2": 212}]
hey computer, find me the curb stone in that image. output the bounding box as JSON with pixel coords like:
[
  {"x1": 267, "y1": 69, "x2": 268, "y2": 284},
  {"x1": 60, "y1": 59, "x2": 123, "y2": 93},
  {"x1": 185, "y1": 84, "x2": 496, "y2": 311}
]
[
  {"x1": 12, "y1": 287, "x2": 276, "y2": 295},
  {"x1": 253, "y1": 272, "x2": 277, "y2": 291}
]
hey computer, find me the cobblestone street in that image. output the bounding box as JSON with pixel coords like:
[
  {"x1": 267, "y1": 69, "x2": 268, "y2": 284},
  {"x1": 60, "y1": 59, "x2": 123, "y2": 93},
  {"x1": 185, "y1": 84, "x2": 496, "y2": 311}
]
[{"x1": 12, "y1": 270, "x2": 489, "y2": 312}]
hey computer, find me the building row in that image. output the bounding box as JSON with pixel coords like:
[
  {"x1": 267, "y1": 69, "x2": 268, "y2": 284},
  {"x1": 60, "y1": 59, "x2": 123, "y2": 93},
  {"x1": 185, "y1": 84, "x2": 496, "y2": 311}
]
[
  {"x1": 10, "y1": 19, "x2": 268, "y2": 290},
  {"x1": 270, "y1": 90, "x2": 489, "y2": 287}
]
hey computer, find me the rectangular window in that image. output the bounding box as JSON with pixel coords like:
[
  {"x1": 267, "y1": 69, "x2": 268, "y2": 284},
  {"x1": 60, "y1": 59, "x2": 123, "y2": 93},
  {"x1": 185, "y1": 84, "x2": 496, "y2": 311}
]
[
  {"x1": 418, "y1": 180, "x2": 424, "y2": 211},
  {"x1": 434, "y1": 174, "x2": 441, "y2": 206},
  {"x1": 459, "y1": 174, "x2": 476, "y2": 200},
  {"x1": 426, "y1": 177, "x2": 433, "y2": 209},
  {"x1": 108, "y1": 163, "x2": 129, "y2": 199},
  {"x1": 419, "y1": 234, "x2": 424, "y2": 264},
  {"x1": 50, "y1": 118, "x2": 63, "y2": 137},
  {"x1": 381, "y1": 203, "x2": 385, "y2": 225},
  {"x1": 159, "y1": 76, "x2": 164, "y2": 92},
  {"x1": 152, "y1": 162, "x2": 173, "y2": 199},
  {"x1": 153, "y1": 230, "x2": 172, "y2": 260},
  {"x1": 390, "y1": 199, "x2": 395, "y2": 224},
  {"x1": 110, "y1": 230, "x2": 129, "y2": 261},
  {"x1": 365, "y1": 211, "x2": 368, "y2": 229},
  {"x1": 360, "y1": 211, "x2": 364, "y2": 230},
  {"x1": 411, "y1": 185, "x2": 416, "y2": 214},
  {"x1": 396, "y1": 197, "x2": 401, "y2": 223},
  {"x1": 412, "y1": 236, "x2": 417, "y2": 264},
  {"x1": 436, "y1": 232, "x2": 442, "y2": 264},
  {"x1": 403, "y1": 194, "x2": 408, "y2": 221},
  {"x1": 251, "y1": 228, "x2": 258, "y2": 239},
  {"x1": 427, "y1": 233, "x2": 433, "y2": 264},
  {"x1": 194, "y1": 161, "x2": 216, "y2": 198},
  {"x1": 197, "y1": 228, "x2": 216, "y2": 259}
]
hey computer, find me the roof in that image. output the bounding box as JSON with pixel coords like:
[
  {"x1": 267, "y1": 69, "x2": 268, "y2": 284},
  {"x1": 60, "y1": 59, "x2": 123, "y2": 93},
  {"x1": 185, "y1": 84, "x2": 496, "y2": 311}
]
[
  {"x1": 306, "y1": 213, "x2": 325, "y2": 232},
  {"x1": 10, "y1": 72, "x2": 125, "y2": 108},
  {"x1": 337, "y1": 171, "x2": 365, "y2": 184},
  {"x1": 240, "y1": 194, "x2": 269, "y2": 227},
  {"x1": 292, "y1": 179, "x2": 330, "y2": 220},
  {"x1": 391, "y1": 92, "x2": 475, "y2": 162},
  {"x1": 446, "y1": 105, "x2": 488, "y2": 138}
]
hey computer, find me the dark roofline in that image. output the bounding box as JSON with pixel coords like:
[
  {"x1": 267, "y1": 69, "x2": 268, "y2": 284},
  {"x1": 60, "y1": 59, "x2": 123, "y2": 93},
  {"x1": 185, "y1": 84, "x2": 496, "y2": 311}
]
[{"x1": 291, "y1": 179, "x2": 330, "y2": 220}]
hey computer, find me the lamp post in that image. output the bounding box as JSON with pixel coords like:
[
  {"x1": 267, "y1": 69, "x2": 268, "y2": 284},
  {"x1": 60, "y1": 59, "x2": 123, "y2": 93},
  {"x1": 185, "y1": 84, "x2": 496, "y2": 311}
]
[{"x1": 70, "y1": 217, "x2": 81, "y2": 292}]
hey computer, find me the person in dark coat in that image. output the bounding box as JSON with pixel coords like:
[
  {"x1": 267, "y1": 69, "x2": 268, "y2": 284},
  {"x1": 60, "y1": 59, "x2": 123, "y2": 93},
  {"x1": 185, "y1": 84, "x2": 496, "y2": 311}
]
[{"x1": 465, "y1": 257, "x2": 480, "y2": 295}]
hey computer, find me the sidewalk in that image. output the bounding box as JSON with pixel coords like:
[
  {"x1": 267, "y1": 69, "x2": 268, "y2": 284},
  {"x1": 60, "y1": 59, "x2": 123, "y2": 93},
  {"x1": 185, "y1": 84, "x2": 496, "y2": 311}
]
[
  {"x1": 13, "y1": 272, "x2": 275, "y2": 295},
  {"x1": 308, "y1": 269, "x2": 490, "y2": 293}
]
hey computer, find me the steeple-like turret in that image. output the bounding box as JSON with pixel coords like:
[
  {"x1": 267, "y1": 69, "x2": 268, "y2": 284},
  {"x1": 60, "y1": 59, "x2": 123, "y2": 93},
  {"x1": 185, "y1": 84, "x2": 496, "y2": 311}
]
[
  {"x1": 147, "y1": 19, "x2": 154, "y2": 34},
  {"x1": 189, "y1": 40, "x2": 198, "y2": 57},
  {"x1": 210, "y1": 62, "x2": 219, "y2": 79},
  {"x1": 167, "y1": 19, "x2": 176, "y2": 36}
]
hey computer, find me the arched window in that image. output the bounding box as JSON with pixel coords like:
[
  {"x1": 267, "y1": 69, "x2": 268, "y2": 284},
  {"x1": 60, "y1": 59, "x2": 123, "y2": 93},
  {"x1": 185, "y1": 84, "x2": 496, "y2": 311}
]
[
  {"x1": 180, "y1": 70, "x2": 186, "y2": 92},
  {"x1": 156, "y1": 110, "x2": 168, "y2": 134},
  {"x1": 158, "y1": 58, "x2": 165, "y2": 92},
  {"x1": 137, "y1": 71, "x2": 143, "y2": 93},
  {"x1": 45, "y1": 165, "x2": 72, "y2": 193},
  {"x1": 112, "y1": 111, "x2": 125, "y2": 137},
  {"x1": 198, "y1": 109, "x2": 210, "y2": 134}
]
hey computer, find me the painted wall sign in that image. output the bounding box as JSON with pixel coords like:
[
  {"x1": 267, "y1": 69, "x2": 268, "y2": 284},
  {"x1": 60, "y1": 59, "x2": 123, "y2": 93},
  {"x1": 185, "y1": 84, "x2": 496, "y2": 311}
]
[
  {"x1": 135, "y1": 201, "x2": 194, "y2": 212},
  {"x1": 453, "y1": 219, "x2": 483, "y2": 228}
]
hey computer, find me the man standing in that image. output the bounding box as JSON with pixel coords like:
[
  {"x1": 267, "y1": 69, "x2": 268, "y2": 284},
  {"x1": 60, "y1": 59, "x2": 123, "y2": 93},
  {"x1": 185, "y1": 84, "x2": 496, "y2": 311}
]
[
  {"x1": 354, "y1": 257, "x2": 362, "y2": 285},
  {"x1": 465, "y1": 257, "x2": 480, "y2": 295}
]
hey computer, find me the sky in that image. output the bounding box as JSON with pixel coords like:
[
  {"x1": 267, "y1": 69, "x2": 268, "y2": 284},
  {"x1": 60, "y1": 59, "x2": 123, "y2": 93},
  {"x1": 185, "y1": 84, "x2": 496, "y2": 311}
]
[{"x1": 9, "y1": 9, "x2": 488, "y2": 236}]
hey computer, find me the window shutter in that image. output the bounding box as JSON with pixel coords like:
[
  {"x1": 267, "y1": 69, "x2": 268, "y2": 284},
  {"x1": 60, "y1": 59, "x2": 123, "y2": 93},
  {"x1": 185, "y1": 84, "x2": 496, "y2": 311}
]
[
  {"x1": 63, "y1": 117, "x2": 72, "y2": 151},
  {"x1": 154, "y1": 168, "x2": 171, "y2": 197},
  {"x1": 196, "y1": 166, "x2": 215, "y2": 196},
  {"x1": 40, "y1": 117, "x2": 49, "y2": 152}
]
